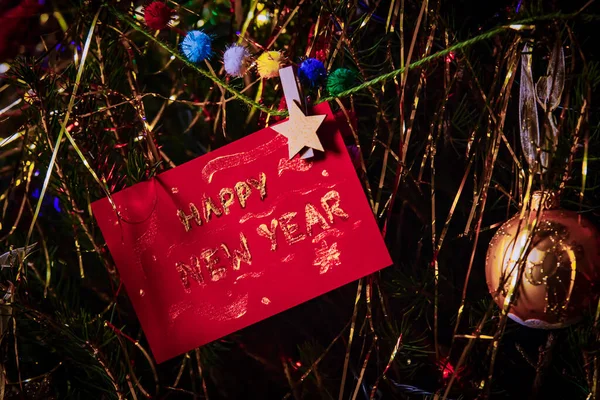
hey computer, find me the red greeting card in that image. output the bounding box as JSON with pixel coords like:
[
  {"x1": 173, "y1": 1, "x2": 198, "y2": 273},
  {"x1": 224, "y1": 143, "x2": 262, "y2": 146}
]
[{"x1": 92, "y1": 103, "x2": 391, "y2": 363}]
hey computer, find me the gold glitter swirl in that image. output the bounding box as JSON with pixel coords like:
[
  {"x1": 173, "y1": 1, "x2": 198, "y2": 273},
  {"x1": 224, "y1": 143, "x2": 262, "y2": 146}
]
[
  {"x1": 212, "y1": 294, "x2": 248, "y2": 321},
  {"x1": 195, "y1": 294, "x2": 249, "y2": 322},
  {"x1": 312, "y1": 228, "x2": 343, "y2": 243},
  {"x1": 202, "y1": 135, "x2": 286, "y2": 183},
  {"x1": 281, "y1": 254, "x2": 295, "y2": 263},
  {"x1": 239, "y1": 206, "x2": 276, "y2": 224},
  {"x1": 277, "y1": 157, "x2": 313, "y2": 176},
  {"x1": 235, "y1": 272, "x2": 263, "y2": 281}
]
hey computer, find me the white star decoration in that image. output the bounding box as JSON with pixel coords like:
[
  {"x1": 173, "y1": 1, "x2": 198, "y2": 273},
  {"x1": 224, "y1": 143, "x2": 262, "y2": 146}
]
[{"x1": 271, "y1": 100, "x2": 326, "y2": 159}]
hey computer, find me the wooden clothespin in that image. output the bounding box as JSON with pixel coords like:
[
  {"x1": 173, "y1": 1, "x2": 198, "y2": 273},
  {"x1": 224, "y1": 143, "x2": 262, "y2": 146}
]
[{"x1": 272, "y1": 66, "x2": 326, "y2": 160}]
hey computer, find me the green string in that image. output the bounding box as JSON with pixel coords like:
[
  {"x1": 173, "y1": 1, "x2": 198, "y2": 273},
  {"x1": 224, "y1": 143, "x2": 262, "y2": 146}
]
[
  {"x1": 317, "y1": 27, "x2": 504, "y2": 104},
  {"x1": 319, "y1": 10, "x2": 586, "y2": 104},
  {"x1": 111, "y1": 7, "x2": 581, "y2": 117}
]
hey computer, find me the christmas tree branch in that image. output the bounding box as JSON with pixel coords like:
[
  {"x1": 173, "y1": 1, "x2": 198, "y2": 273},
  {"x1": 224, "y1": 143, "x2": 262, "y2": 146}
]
[
  {"x1": 317, "y1": 11, "x2": 582, "y2": 104},
  {"x1": 21, "y1": 10, "x2": 101, "y2": 278},
  {"x1": 111, "y1": 6, "x2": 582, "y2": 121},
  {"x1": 110, "y1": 6, "x2": 288, "y2": 117}
]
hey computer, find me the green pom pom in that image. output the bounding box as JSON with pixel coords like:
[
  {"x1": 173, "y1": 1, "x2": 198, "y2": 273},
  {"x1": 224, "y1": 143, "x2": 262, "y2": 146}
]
[{"x1": 327, "y1": 68, "x2": 357, "y2": 96}]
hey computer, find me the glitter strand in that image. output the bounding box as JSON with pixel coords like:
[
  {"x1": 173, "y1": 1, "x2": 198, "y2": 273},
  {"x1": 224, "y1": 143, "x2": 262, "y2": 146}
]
[
  {"x1": 317, "y1": 12, "x2": 584, "y2": 105},
  {"x1": 21, "y1": 10, "x2": 101, "y2": 280},
  {"x1": 111, "y1": 7, "x2": 286, "y2": 117}
]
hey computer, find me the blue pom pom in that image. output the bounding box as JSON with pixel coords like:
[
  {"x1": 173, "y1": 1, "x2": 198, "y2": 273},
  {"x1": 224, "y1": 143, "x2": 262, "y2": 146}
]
[
  {"x1": 223, "y1": 44, "x2": 250, "y2": 77},
  {"x1": 181, "y1": 30, "x2": 213, "y2": 63},
  {"x1": 298, "y1": 58, "x2": 327, "y2": 87}
]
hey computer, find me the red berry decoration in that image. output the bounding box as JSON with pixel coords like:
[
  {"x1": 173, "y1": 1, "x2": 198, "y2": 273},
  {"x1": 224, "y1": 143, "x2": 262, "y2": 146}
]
[{"x1": 144, "y1": 1, "x2": 173, "y2": 31}]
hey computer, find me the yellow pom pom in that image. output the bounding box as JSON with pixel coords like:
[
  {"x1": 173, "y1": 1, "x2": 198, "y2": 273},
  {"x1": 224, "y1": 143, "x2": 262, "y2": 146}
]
[{"x1": 256, "y1": 51, "x2": 284, "y2": 79}]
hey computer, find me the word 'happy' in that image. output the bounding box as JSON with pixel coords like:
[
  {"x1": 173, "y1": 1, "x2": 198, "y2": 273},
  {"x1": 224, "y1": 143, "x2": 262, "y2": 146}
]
[{"x1": 177, "y1": 172, "x2": 267, "y2": 231}]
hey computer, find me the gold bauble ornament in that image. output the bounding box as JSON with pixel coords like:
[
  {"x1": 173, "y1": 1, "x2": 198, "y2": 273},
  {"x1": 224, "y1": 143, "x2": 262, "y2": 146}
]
[{"x1": 485, "y1": 191, "x2": 600, "y2": 328}]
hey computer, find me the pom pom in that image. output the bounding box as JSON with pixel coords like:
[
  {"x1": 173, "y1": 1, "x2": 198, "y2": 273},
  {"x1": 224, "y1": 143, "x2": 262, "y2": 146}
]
[
  {"x1": 144, "y1": 2, "x2": 173, "y2": 31},
  {"x1": 256, "y1": 51, "x2": 283, "y2": 79},
  {"x1": 298, "y1": 58, "x2": 327, "y2": 87},
  {"x1": 223, "y1": 44, "x2": 250, "y2": 77},
  {"x1": 327, "y1": 68, "x2": 357, "y2": 96},
  {"x1": 181, "y1": 30, "x2": 213, "y2": 63}
]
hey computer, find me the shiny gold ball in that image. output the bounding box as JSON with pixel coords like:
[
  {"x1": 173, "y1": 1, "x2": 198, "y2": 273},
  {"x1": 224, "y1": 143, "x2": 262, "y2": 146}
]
[{"x1": 486, "y1": 197, "x2": 600, "y2": 328}]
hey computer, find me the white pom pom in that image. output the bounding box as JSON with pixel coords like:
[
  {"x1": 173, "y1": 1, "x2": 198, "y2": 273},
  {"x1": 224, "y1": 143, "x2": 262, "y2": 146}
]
[{"x1": 223, "y1": 44, "x2": 250, "y2": 77}]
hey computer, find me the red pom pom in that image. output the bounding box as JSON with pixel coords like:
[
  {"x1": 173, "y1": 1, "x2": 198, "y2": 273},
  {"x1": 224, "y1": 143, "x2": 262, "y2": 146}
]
[{"x1": 144, "y1": 2, "x2": 173, "y2": 31}]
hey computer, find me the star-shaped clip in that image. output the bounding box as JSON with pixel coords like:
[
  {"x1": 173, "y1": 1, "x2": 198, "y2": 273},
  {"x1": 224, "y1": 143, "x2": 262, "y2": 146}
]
[
  {"x1": 271, "y1": 100, "x2": 326, "y2": 159},
  {"x1": 274, "y1": 66, "x2": 327, "y2": 159}
]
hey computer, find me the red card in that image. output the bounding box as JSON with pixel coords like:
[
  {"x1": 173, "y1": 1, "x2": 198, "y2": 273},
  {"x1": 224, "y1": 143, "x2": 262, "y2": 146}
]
[{"x1": 92, "y1": 103, "x2": 391, "y2": 363}]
